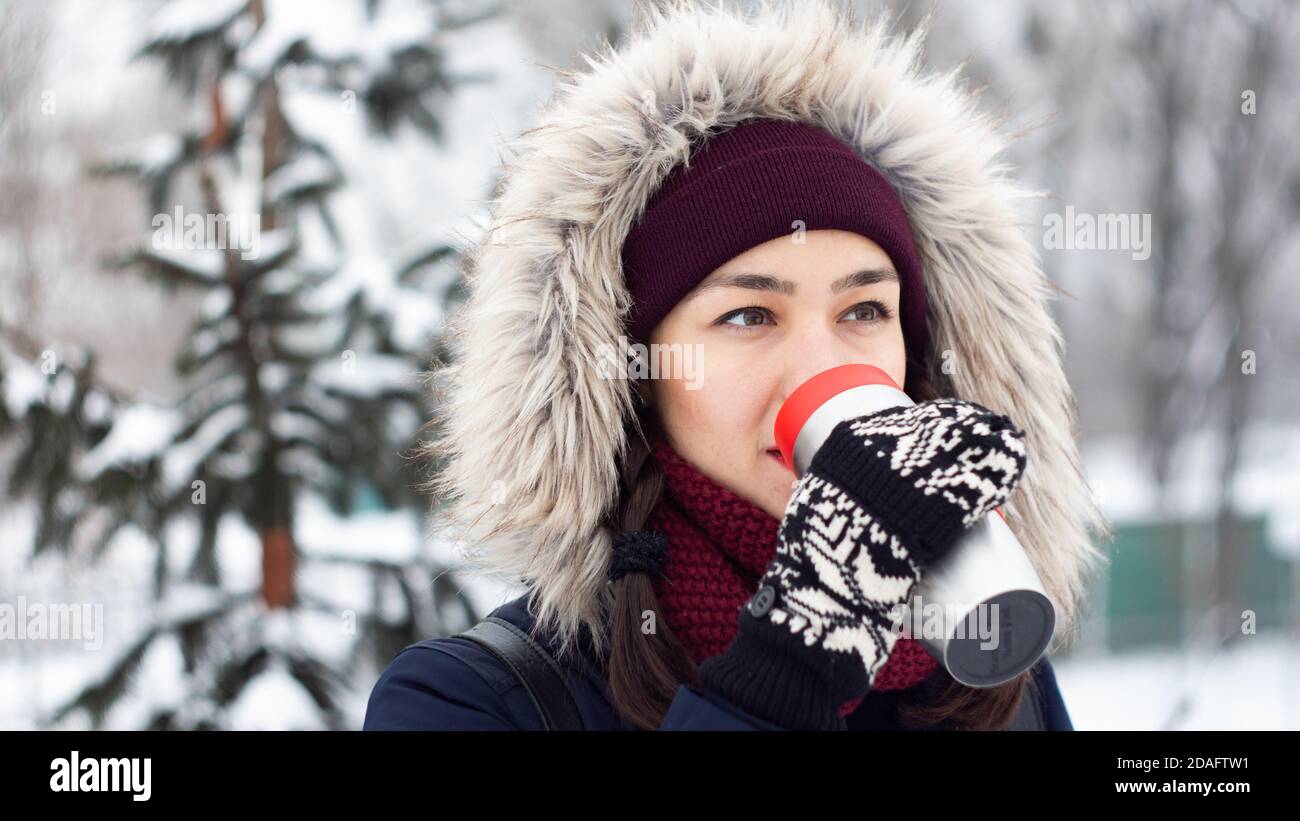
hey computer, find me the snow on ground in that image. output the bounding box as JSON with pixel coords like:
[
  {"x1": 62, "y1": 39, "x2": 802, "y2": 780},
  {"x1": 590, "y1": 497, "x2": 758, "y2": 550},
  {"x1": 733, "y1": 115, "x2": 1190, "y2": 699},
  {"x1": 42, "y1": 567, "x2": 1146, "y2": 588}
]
[{"x1": 1054, "y1": 630, "x2": 1300, "y2": 730}]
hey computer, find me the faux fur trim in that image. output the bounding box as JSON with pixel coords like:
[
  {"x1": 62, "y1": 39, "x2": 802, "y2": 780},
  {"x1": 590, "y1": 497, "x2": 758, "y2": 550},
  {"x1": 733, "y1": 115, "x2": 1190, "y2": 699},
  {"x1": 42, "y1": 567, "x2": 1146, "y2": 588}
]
[{"x1": 421, "y1": 0, "x2": 1110, "y2": 662}]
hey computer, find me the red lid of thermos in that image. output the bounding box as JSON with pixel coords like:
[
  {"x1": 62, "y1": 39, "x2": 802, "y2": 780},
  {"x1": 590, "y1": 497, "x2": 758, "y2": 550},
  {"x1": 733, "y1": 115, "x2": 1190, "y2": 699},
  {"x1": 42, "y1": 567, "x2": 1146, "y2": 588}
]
[{"x1": 773, "y1": 363, "x2": 902, "y2": 472}]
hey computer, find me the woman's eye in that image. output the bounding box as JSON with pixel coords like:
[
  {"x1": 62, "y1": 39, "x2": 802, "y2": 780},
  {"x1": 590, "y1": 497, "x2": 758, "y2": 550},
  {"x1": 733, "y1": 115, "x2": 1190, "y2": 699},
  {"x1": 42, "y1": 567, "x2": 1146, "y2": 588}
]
[
  {"x1": 719, "y1": 307, "x2": 772, "y2": 328},
  {"x1": 842, "y1": 301, "x2": 891, "y2": 323}
]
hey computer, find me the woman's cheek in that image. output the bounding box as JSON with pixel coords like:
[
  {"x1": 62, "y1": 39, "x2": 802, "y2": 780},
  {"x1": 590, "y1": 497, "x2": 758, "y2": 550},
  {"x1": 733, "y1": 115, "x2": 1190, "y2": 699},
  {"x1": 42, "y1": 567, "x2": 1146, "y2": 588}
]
[
  {"x1": 861, "y1": 328, "x2": 907, "y2": 388},
  {"x1": 665, "y1": 356, "x2": 732, "y2": 433},
  {"x1": 700, "y1": 353, "x2": 769, "y2": 427},
  {"x1": 885, "y1": 350, "x2": 907, "y2": 390},
  {"x1": 656, "y1": 368, "x2": 712, "y2": 438}
]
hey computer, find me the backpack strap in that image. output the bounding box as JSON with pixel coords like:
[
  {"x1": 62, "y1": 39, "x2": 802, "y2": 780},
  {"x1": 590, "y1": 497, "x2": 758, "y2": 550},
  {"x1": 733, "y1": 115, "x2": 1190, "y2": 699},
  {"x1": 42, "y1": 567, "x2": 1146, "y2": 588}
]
[
  {"x1": 1004, "y1": 670, "x2": 1047, "y2": 731},
  {"x1": 456, "y1": 616, "x2": 586, "y2": 730}
]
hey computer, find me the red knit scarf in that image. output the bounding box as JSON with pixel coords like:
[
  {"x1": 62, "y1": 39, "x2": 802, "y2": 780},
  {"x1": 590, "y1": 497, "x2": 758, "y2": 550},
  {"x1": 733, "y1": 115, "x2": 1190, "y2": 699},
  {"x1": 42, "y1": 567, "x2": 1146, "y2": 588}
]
[{"x1": 646, "y1": 438, "x2": 940, "y2": 715}]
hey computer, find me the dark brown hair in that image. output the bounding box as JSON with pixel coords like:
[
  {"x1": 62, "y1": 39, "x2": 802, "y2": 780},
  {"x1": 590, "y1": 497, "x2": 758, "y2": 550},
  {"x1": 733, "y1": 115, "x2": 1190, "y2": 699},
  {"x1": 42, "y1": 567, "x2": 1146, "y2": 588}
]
[{"x1": 603, "y1": 350, "x2": 1032, "y2": 731}]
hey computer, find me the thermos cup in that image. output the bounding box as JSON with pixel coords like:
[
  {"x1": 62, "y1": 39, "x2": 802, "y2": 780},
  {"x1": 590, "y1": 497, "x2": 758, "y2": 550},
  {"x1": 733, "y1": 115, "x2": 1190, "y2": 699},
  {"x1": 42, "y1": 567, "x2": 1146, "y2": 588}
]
[{"x1": 773, "y1": 363, "x2": 1056, "y2": 687}]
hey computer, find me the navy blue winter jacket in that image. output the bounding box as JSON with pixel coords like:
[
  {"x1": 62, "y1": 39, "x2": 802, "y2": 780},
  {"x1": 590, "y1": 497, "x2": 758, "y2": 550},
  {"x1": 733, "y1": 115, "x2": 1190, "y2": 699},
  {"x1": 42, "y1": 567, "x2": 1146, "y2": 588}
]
[{"x1": 363, "y1": 592, "x2": 1075, "y2": 731}]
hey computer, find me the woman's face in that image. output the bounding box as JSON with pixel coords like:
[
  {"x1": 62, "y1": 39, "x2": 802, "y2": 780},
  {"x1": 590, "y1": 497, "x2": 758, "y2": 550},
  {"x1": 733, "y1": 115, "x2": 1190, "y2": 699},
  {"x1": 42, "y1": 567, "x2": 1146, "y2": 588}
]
[{"x1": 646, "y1": 229, "x2": 907, "y2": 520}]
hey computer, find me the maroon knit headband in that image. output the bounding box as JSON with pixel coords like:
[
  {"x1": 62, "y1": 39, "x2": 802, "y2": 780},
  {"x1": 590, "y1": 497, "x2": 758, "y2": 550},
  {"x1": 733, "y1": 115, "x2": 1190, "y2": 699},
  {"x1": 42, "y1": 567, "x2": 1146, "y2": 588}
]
[{"x1": 619, "y1": 118, "x2": 928, "y2": 361}]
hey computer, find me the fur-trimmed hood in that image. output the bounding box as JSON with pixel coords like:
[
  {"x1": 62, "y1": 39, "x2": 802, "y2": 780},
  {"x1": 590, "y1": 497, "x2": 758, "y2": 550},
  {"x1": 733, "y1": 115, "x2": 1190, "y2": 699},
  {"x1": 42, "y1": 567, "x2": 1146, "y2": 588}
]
[{"x1": 423, "y1": 0, "x2": 1109, "y2": 661}]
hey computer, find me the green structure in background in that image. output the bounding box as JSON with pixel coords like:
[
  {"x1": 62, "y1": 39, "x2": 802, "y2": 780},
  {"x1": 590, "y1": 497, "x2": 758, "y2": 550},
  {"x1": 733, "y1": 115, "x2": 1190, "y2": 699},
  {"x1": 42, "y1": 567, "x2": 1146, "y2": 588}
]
[{"x1": 1093, "y1": 513, "x2": 1292, "y2": 652}]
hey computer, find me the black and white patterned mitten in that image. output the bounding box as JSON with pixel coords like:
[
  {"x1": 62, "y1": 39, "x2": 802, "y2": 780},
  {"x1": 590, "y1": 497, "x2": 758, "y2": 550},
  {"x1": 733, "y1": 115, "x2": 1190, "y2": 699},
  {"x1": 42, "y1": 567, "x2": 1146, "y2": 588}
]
[{"x1": 697, "y1": 399, "x2": 1029, "y2": 730}]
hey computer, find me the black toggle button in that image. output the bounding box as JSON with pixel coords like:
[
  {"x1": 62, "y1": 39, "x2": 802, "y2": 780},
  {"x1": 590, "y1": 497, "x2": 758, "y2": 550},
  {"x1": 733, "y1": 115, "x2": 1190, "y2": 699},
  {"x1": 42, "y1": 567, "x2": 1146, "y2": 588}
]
[{"x1": 748, "y1": 584, "x2": 776, "y2": 617}]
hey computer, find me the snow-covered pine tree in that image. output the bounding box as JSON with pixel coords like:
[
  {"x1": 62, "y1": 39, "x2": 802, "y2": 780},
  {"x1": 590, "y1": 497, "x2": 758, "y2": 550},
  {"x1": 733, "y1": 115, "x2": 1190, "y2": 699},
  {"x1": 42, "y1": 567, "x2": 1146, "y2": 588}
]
[
  {"x1": 2, "y1": 0, "x2": 498, "y2": 729},
  {"x1": 0, "y1": 340, "x2": 123, "y2": 560}
]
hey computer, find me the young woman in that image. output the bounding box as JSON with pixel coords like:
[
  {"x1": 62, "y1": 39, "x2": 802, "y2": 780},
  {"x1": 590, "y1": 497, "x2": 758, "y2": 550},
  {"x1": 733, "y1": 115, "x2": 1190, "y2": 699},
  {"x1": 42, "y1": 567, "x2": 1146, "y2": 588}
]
[{"x1": 364, "y1": 0, "x2": 1107, "y2": 731}]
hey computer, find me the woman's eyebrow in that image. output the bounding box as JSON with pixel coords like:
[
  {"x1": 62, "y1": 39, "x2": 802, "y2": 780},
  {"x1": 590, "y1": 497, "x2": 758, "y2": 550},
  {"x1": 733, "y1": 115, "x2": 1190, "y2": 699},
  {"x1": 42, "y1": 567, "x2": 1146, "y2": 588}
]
[
  {"x1": 829, "y1": 268, "x2": 899, "y2": 293},
  {"x1": 688, "y1": 268, "x2": 898, "y2": 299}
]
